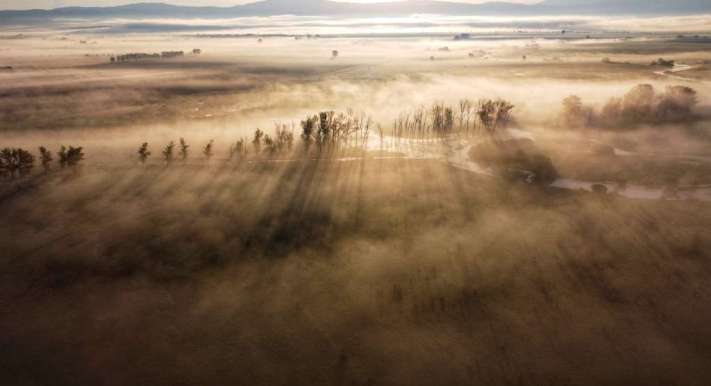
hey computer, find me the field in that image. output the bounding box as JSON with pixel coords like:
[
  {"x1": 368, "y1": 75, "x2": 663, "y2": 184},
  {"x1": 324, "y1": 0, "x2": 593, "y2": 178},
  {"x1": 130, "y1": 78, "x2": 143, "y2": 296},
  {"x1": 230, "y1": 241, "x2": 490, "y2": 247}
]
[{"x1": 2, "y1": 15, "x2": 711, "y2": 386}]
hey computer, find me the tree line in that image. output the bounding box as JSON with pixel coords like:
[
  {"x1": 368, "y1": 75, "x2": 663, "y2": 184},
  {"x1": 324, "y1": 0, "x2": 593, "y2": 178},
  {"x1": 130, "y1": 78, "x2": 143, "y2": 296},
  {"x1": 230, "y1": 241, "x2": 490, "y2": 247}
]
[
  {"x1": 392, "y1": 99, "x2": 514, "y2": 142},
  {"x1": 2, "y1": 100, "x2": 515, "y2": 179},
  {"x1": 559, "y1": 84, "x2": 699, "y2": 129},
  {"x1": 0, "y1": 146, "x2": 84, "y2": 179}
]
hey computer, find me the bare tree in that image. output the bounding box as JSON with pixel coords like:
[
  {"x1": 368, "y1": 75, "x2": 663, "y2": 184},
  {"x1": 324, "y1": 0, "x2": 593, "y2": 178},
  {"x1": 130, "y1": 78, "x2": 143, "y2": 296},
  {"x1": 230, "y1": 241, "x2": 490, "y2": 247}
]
[
  {"x1": 229, "y1": 138, "x2": 247, "y2": 160},
  {"x1": 163, "y1": 141, "x2": 175, "y2": 165},
  {"x1": 301, "y1": 116, "x2": 317, "y2": 152},
  {"x1": 275, "y1": 125, "x2": 294, "y2": 153},
  {"x1": 477, "y1": 99, "x2": 514, "y2": 136},
  {"x1": 203, "y1": 140, "x2": 214, "y2": 161},
  {"x1": 253, "y1": 129, "x2": 264, "y2": 155},
  {"x1": 39, "y1": 146, "x2": 53, "y2": 172},
  {"x1": 179, "y1": 138, "x2": 189, "y2": 162},
  {"x1": 263, "y1": 135, "x2": 276, "y2": 156}
]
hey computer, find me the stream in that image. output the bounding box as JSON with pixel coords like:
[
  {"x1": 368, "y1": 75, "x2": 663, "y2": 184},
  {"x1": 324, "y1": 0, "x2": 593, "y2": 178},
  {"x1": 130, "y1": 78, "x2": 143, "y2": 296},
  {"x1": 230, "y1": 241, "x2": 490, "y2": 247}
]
[{"x1": 368, "y1": 130, "x2": 711, "y2": 202}]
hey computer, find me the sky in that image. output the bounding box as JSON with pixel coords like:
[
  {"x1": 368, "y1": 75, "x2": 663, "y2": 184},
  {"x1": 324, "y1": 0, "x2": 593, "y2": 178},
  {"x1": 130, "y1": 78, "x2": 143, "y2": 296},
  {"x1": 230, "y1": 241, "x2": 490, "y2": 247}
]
[{"x1": 0, "y1": 0, "x2": 540, "y2": 11}]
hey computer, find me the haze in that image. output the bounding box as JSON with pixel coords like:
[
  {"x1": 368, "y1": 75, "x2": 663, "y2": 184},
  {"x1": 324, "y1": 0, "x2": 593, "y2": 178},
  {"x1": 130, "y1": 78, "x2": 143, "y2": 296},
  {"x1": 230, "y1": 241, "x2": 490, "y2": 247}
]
[
  {"x1": 2, "y1": 0, "x2": 540, "y2": 11},
  {"x1": 1, "y1": 2, "x2": 711, "y2": 386}
]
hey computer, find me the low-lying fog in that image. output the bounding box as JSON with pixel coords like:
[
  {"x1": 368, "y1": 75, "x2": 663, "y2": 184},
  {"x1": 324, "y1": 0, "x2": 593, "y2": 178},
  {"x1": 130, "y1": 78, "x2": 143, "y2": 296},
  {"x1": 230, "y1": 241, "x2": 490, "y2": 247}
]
[
  {"x1": 4, "y1": 13, "x2": 711, "y2": 35},
  {"x1": 2, "y1": 12, "x2": 711, "y2": 386}
]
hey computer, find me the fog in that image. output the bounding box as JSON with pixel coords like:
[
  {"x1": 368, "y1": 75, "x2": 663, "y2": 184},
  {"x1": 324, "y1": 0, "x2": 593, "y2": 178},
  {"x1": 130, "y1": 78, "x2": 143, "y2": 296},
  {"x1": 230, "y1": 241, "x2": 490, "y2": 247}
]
[{"x1": 2, "y1": 16, "x2": 711, "y2": 386}]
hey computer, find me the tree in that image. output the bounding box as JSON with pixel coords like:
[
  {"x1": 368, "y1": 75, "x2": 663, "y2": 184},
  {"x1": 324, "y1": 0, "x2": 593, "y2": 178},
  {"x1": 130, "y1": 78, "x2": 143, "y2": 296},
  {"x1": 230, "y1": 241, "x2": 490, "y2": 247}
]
[
  {"x1": 622, "y1": 84, "x2": 655, "y2": 123},
  {"x1": 317, "y1": 111, "x2": 335, "y2": 149},
  {"x1": 263, "y1": 135, "x2": 276, "y2": 155},
  {"x1": 229, "y1": 138, "x2": 247, "y2": 160},
  {"x1": 431, "y1": 104, "x2": 454, "y2": 135},
  {"x1": 203, "y1": 140, "x2": 214, "y2": 160},
  {"x1": 137, "y1": 143, "x2": 151, "y2": 164},
  {"x1": 163, "y1": 141, "x2": 175, "y2": 165},
  {"x1": 657, "y1": 85, "x2": 697, "y2": 121},
  {"x1": 275, "y1": 125, "x2": 294, "y2": 153},
  {"x1": 39, "y1": 146, "x2": 53, "y2": 172},
  {"x1": 560, "y1": 95, "x2": 591, "y2": 128},
  {"x1": 477, "y1": 99, "x2": 514, "y2": 136},
  {"x1": 0, "y1": 148, "x2": 34, "y2": 178},
  {"x1": 58, "y1": 146, "x2": 84, "y2": 168},
  {"x1": 252, "y1": 129, "x2": 264, "y2": 155},
  {"x1": 301, "y1": 116, "x2": 317, "y2": 151},
  {"x1": 600, "y1": 97, "x2": 623, "y2": 127},
  {"x1": 179, "y1": 138, "x2": 189, "y2": 161}
]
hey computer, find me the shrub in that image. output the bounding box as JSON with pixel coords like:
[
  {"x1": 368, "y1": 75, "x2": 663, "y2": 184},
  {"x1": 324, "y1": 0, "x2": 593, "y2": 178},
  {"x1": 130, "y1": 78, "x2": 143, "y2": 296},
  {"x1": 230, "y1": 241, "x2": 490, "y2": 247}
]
[{"x1": 651, "y1": 58, "x2": 675, "y2": 67}]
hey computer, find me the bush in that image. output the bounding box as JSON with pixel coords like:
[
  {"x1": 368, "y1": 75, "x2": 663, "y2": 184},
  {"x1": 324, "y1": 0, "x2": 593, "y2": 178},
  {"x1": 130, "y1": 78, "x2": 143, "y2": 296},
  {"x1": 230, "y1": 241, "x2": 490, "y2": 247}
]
[{"x1": 651, "y1": 58, "x2": 675, "y2": 67}]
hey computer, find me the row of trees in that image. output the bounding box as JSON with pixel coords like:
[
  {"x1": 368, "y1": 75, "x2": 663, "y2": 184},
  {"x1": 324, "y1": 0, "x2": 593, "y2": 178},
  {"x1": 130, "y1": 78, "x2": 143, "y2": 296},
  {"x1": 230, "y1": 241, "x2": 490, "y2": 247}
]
[
  {"x1": 111, "y1": 51, "x2": 186, "y2": 63},
  {"x1": 138, "y1": 112, "x2": 376, "y2": 164},
  {"x1": 392, "y1": 99, "x2": 515, "y2": 141},
  {"x1": 4, "y1": 102, "x2": 518, "y2": 177},
  {"x1": 0, "y1": 146, "x2": 84, "y2": 179},
  {"x1": 560, "y1": 84, "x2": 698, "y2": 129},
  {"x1": 301, "y1": 111, "x2": 373, "y2": 152}
]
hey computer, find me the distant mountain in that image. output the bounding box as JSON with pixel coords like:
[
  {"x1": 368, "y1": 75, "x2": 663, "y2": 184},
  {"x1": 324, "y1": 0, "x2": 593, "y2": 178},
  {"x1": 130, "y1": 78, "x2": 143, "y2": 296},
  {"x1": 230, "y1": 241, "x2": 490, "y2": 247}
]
[
  {"x1": 538, "y1": 0, "x2": 711, "y2": 14},
  {"x1": 1, "y1": 0, "x2": 710, "y2": 20}
]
